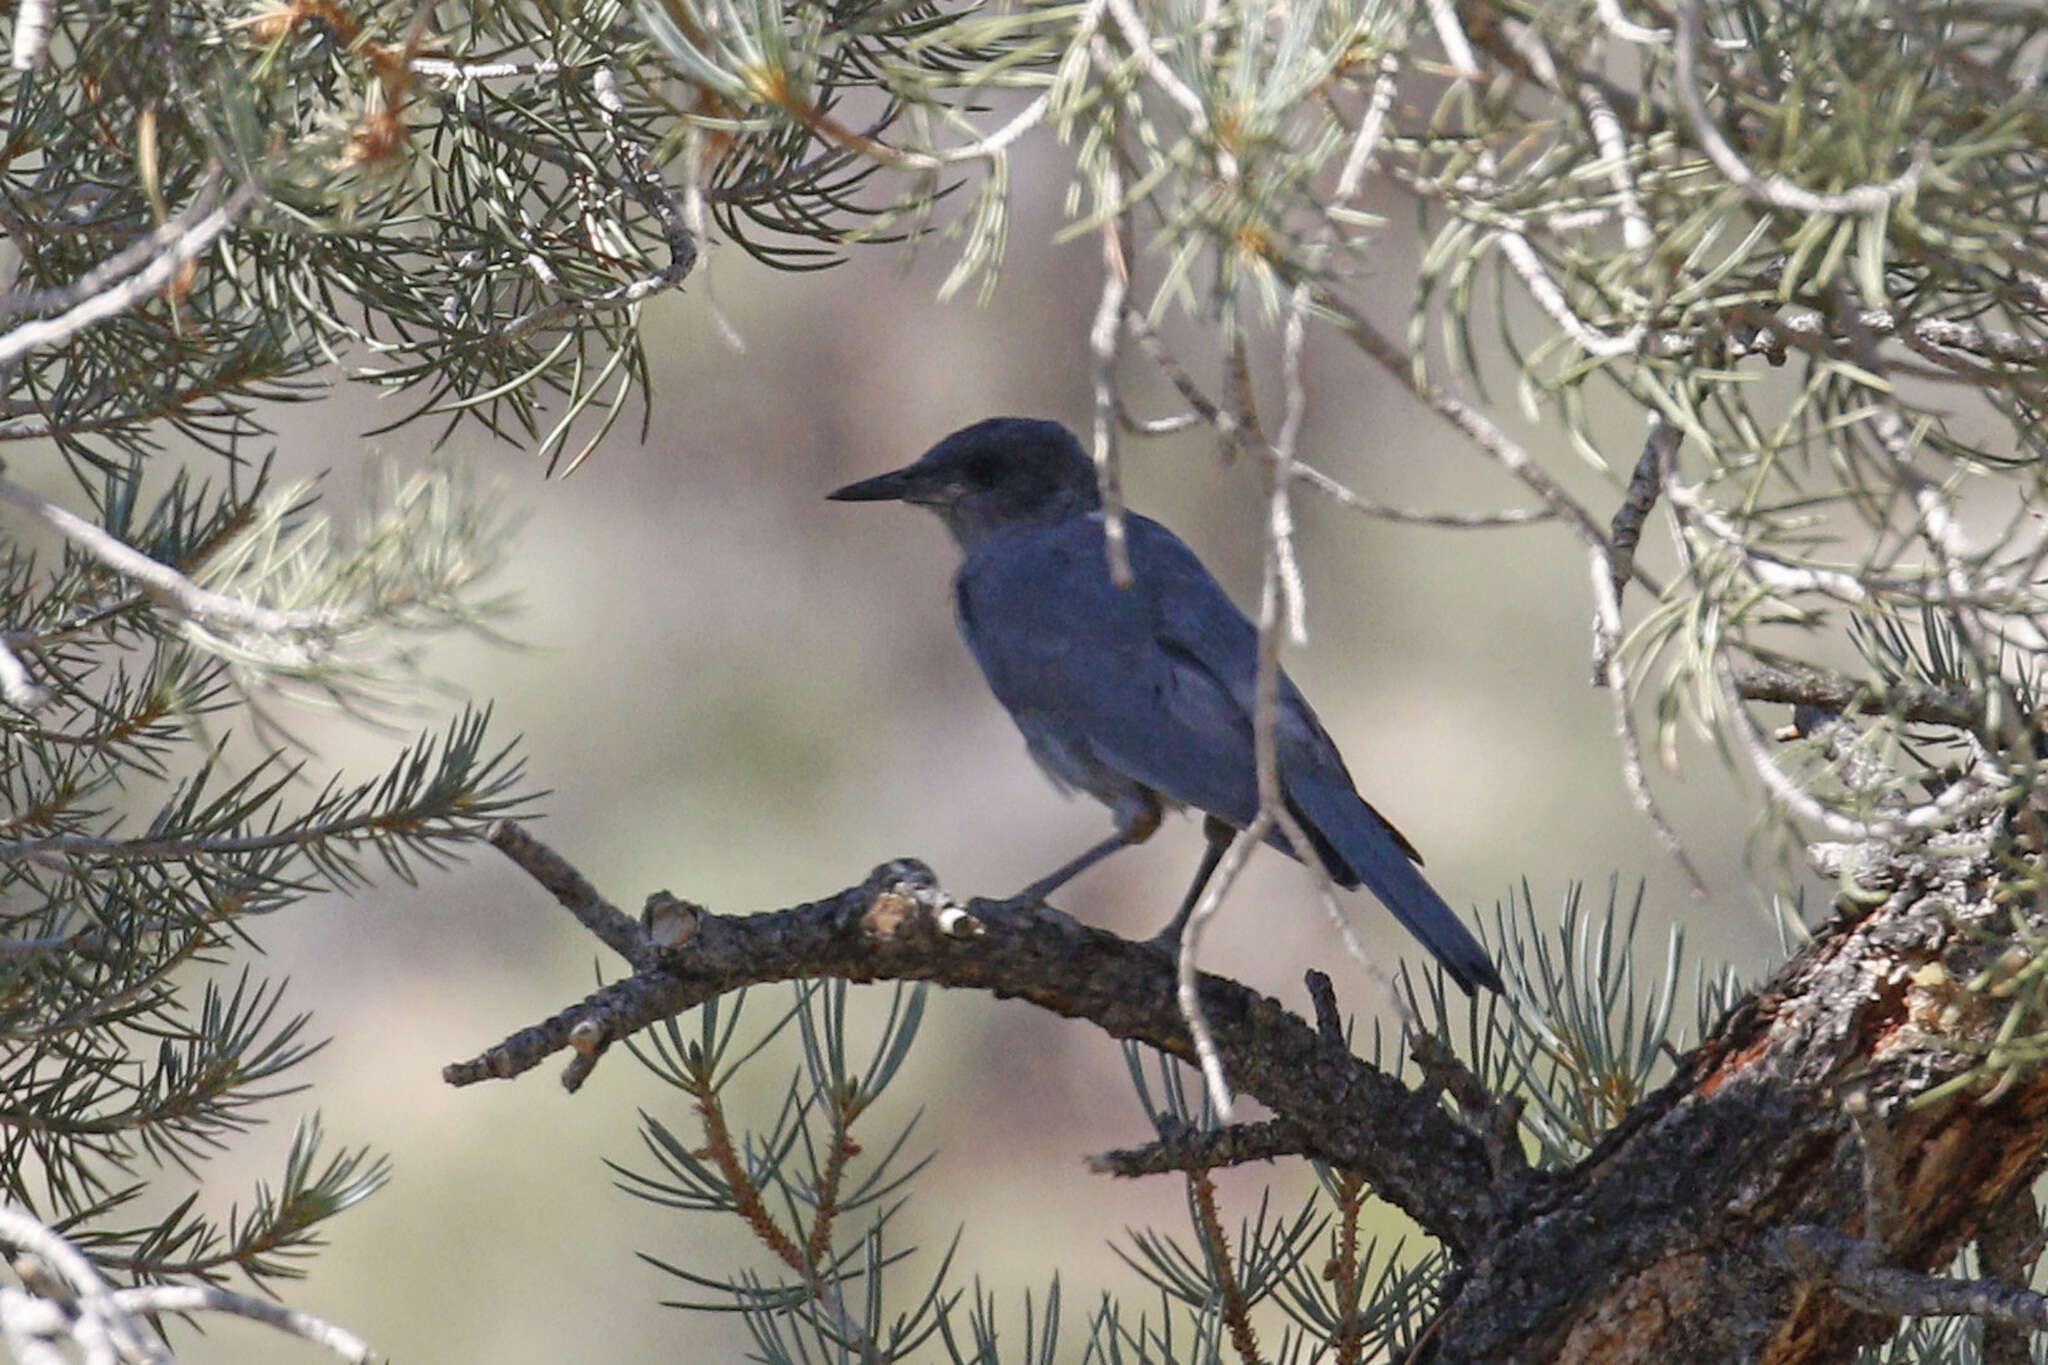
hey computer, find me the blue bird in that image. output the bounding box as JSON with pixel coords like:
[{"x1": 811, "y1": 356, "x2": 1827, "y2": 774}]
[{"x1": 830, "y1": 417, "x2": 1501, "y2": 995}]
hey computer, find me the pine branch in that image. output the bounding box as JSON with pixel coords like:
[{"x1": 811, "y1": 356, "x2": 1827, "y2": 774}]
[{"x1": 449, "y1": 832, "x2": 1507, "y2": 1258}]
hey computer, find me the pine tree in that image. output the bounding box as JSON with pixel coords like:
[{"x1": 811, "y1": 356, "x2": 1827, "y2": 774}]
[{"x1": 3, "y1": 0, "x2": 2045, "y2": 1361}]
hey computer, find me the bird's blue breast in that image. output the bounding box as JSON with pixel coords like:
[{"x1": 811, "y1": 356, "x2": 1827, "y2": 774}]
[{"x1": 951, "y1": 514, "x2": 1267, "y2": 826}]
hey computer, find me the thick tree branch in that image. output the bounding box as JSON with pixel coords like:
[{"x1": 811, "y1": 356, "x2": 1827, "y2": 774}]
[
  {"x1": 446, "y1": 831, "x2": 1508, "y2": 1256},
  {"x1": 451, "y1": 815, "x2": 2048, "y2": 1363}
]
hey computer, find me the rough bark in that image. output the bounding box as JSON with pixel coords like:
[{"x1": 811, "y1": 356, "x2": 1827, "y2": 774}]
[{"x1": 449, "y1": 819, "x2": 2048, "y2": 1363}]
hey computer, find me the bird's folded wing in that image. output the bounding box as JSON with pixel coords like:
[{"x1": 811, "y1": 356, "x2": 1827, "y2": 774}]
[{"x1": 954, "y1": 516, "x2": 1261, "y2": 826}]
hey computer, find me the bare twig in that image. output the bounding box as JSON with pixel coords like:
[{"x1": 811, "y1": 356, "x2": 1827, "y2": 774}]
[
  {"x1": 1713, "y1": 653, "x2": 2007, "y2": 842},
  {"x1": 1594, "y1": 0, "x2": 1670, "y2": 48},
  {"x1": 1495, "y1": 218, "x2": 1648, "y2": 359},
  {"x1": 1293, "y1": 464, "x2": 1554, "y2": 528},
  {"x1": 0, "y1": 1203, "x2": 169, "y2": 1365},
  {"x1": 487, "y1": 820, "x2": 651, "y2": 967},
  {"x1": 1589, "y1": 546, "x2": 1709, "y2": 896},
  {"x1": 1314, "y1": 290, "x2": 1658, "y2": 594},
  {"x1": 1578, "y1": 81, "x2": 1653, "y2": 253},
  {"x1": 1606, "y1": 415, "x2": 1679, "y2": 608},
  {"x1": 410, "y1": 55, "x2": 570, "y2": 81},
  {"x1": 1731, "y1": 664, "x2": 1982, "y2": 731},
  {"x1": 1088, "y1": 1118, "x2": 1311, "y2": 1177},
  {"x1": 1423, "y1": 0, "x2": 1480, "y2": 78},
  {"x1": 1102, "y1": 0, "x2": 1206, "y2": 122},
  {"x1": 1089, "y1": 167, "x2": 1134, "y2": 588},
  {"x1": 109, "y1": 1285, "x2": 376, "y2": 1363}
]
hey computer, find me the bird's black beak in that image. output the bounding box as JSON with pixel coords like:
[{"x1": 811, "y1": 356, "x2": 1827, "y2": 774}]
[{"x1": 827, "y1": 465, "x2": 922, "y2": 504}]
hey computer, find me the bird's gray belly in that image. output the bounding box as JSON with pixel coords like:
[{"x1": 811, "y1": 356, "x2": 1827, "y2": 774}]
[{"x1": 1012, "y1": 711, "x2": 1168, "y2": 812}]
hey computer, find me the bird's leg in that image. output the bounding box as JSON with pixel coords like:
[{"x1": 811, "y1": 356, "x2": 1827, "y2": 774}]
[
  {"x1": 1010, "y1": 792, "x2": 1162, "y2": 906},
  {"x1": 1153, "y1": 815, "x2": 1237, "y2": 945}
]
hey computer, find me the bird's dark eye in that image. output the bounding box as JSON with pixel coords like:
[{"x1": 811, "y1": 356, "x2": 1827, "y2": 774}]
[{"x1": 961, "y1": 453, "x2": 1002, "y2": 486}]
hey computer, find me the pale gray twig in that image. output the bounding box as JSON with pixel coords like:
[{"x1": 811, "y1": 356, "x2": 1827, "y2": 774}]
[
  {"x1": 0, "y1": 633, "x2": 47, "y2": 710},
  {"x1": 10, "y1": 0, "x2": 53, "y2": 71},
  {"x1": 0, "y1": 182, "x2": 259, "y2": 361},
  {"x1": 1293, "y1": 463, "x2": 1554, "y2": 529},
  {"x1": 491, "y1": 66, "x2": 696, "y2": 344},
  {"x1": 0, "y1": 467, "x2": 322, "y2": 639},
  {"x1": 0, "y1": 1203, "x2": 168, "y2": 1365},
  {"x1": 109, "y1": 1286, "x2": 375, "y2": 1363},
  {"x1": 1578, "y1": 83, "x2": 1652, "y2": 254},
  {"x1": 1314, "y1": 290, "x2": 1645, "y2": 583},
  {"x1": 1712, "y1": 652, "x2": 2006, "y2": 842},
  {"x1": 1588, "y1": 546, "x2": 1709, "y2": 897},
  {"x1": 1102, "y1": 0, "x2": 1205, "y2": 122},
  {"x1": 1424, "y1": 0, "x2": 1480, "y2": 77},
  {"x1": 410, "y1": 55, "x2": 569, "y2": 81},
  {"x1": 1089, "y1": 166, "x2": 1134, "y2": 588},
  {"x1": 1594, "y1": 0, "x2": 1669, "y2": 46}
]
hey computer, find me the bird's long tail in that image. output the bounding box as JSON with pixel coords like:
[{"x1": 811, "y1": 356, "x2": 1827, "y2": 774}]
[{"x1": 1284, "y1": 778, "x2": 1503, "y2": 995}]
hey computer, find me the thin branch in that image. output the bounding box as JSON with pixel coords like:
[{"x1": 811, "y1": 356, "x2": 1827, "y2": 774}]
[
  {"x1": 1493, "y1": 210, "x2": 1648, "y2": 359},
  {"x1": 109, "y1": 1285, "x2": 376, "y2": 1363},
  {"x1": 1578, "y1": 81, "x2": 1653, "y2": 254},
  {"x1": 487, "y1": 820, "x2": 650, "y2": 968},
  {"x1": 1089, "y1": 166, "x2": 1133, "y2": 589},
  {"x1": 10, "y1": 0, "x2": 53, "y2": 69},
  {"x1": 0, "y1": 465, "x2": 325, "y2": 637},
  {"x1": 489, "y1": 66, "x2": 697, "y2": 348},
  {"x1": 1313, "y1": 289, "x2": 1657, "y2": 593},
  {"x1": 1606, "y1": 414, "x2": 1679, "y2": 607},
  {"x1": 0, "y1": 182, "x2": 261, "y2": 364},
  {"x1": 1595, "y1": 0, "x2": 1671, "y2": 48},
  {"x1": 410, "y1": 55, "x2": 570, "y2": 81},
  {"x1": 1713, "y1": 653, "x2": 2007, "y2": 843},
  {"x1": 1588, "y1": 546, "x2": 1709, "y2": 897},
  {"x1": 0, "y1": 1204, "x2": 169, "y2": 1365},
  {"x1": 1423, "y1": 0, "x2": 1481, "y2": 78},
  {"x1": 1731, "y1": 664, "x2": 1983, "y2": 731},
  {"x1": 1087, "y1": 1118, "x2": 1310, "y2": 1177},
  {"x1": 1292, "y1": 464, "x2": 1554, "y2": 528},
  {"x1": 1102, "y1": 0, "x2": 1206, "y2": 123}
]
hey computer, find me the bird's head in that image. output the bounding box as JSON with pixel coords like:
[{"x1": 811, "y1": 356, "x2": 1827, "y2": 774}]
[{"x1": 828, "y1": 417, "x2": 1102, "y2": 551}]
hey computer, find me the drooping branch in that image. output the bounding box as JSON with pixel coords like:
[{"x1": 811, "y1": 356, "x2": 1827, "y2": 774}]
[{"x1": 445, "y1": 827, "x2": 1508, "y2": 1256}]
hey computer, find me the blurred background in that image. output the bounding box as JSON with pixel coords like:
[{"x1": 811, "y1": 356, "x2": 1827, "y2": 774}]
[{"x1": 202, "y1": 145, "x2": 1799, "y2": 1362}]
